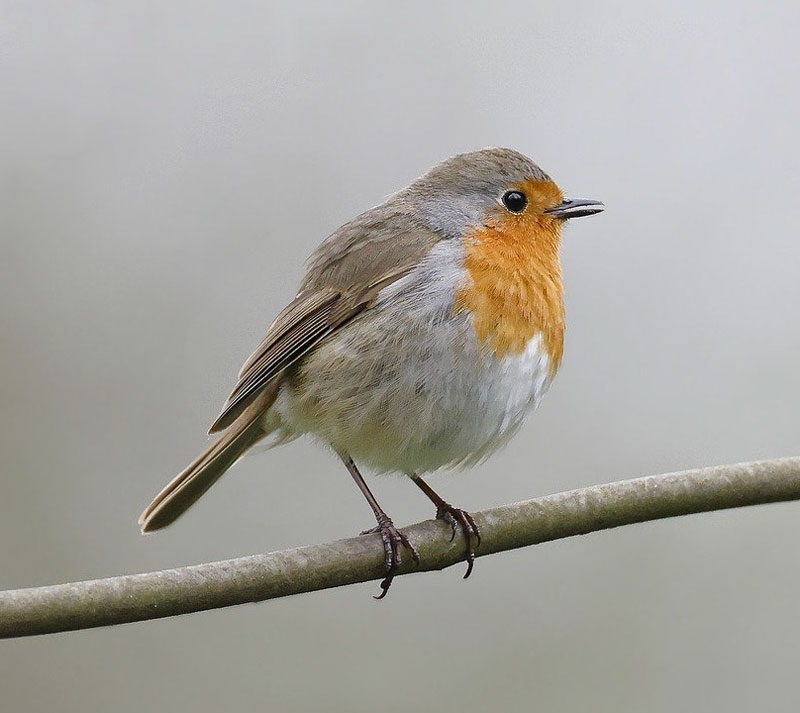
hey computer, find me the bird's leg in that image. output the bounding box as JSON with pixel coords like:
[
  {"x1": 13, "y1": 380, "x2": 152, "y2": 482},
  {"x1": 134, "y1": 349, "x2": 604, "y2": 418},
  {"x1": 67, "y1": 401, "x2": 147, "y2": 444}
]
[
  {"x1": 411, "y1": 476, "x2": 481, "y2": 579},
  {"x1": 338, "y1": 453, "x2": 419, "y2": 599}
]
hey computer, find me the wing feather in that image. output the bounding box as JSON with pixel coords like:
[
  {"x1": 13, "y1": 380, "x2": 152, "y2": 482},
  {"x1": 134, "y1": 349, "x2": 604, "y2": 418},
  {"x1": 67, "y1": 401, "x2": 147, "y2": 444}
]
[
  {"x1": 209, "y1": 218, "x2": 442, "y2": 434},
  {"x1": 237, "y1": 289, "x2": 341, "y2": 380},
  {"x1": 209, "y1": 291, "x2": 347, "y2": 433},
  {"x1": 208, "y1": 266, "x2": 415, "y2": 434}
]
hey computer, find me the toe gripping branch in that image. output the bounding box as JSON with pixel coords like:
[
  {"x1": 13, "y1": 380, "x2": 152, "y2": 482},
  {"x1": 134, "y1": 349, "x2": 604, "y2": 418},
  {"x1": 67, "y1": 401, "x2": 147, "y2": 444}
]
[
  {"x1": 362, "y1": 516, "x2": 420, "y2": 599},
  {"x1": 435, "y1": 503, "x2": 482, "y2": 578}
]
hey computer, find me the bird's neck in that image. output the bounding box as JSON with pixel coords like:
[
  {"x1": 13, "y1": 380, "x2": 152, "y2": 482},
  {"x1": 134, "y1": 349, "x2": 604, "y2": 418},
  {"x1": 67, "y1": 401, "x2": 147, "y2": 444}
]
[{"x1": 456, "y1": 218, "x2": 565, "y2": 376}]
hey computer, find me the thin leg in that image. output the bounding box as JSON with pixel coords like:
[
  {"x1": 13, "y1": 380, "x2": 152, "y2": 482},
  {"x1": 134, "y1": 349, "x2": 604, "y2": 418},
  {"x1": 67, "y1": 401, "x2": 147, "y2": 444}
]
[
  {"x1": 338, "y1": 453, "x2": 419, "y2": 598},
  {"x1": 412, "y1": 475, "x2": 481, "y2": 579}
]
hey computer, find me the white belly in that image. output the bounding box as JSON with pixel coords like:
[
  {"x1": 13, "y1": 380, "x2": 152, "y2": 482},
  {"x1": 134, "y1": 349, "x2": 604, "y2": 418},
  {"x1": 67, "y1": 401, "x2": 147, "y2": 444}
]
[{"x1": 267, "y1": 241, "x2": 555, "y2": 474}]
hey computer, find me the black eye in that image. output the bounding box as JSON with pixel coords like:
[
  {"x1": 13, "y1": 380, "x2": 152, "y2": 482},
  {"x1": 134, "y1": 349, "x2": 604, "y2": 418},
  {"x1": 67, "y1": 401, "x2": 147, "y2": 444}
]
[{"x1": 502, "y1": 190, "x2": 528, "y2": 213}]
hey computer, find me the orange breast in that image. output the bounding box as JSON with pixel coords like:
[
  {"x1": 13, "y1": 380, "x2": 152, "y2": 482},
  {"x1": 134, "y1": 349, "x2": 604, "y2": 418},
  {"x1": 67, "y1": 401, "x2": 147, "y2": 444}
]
[{"x1": 455, "y1": 182, "x2": 566, "y2": 376}]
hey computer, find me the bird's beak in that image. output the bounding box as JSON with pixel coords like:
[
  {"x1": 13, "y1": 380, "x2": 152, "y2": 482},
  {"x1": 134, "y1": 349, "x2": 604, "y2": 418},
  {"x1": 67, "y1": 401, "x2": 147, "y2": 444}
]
[{"x1": 544, "y1": 198, "x2": 605, "y2": 219}]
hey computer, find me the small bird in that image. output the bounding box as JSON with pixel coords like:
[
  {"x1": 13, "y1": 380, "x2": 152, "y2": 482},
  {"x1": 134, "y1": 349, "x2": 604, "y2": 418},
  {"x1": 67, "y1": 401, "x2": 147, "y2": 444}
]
[{"x1": 139, "y1": 148, "x2": 603, "y2": 596}]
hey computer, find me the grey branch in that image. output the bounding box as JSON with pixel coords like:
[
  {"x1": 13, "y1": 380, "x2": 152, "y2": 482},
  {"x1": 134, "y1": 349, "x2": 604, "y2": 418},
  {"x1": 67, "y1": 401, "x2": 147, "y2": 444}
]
[{"x1": 2, "y1": 457, "x2": 799, "y2": 639}]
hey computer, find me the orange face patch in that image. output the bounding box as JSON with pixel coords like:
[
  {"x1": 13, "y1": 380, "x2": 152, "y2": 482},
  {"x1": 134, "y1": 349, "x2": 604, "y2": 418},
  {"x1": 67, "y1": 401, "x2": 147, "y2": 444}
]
[{"x1": 455, "y1": 179, "x2": 566, "y2": 375}]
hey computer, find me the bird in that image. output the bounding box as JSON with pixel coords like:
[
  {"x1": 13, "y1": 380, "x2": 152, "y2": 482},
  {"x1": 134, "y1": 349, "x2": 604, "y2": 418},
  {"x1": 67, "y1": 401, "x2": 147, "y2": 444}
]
[{"x1": 139, "y1": 147, "x2": 604, "y2": 597}]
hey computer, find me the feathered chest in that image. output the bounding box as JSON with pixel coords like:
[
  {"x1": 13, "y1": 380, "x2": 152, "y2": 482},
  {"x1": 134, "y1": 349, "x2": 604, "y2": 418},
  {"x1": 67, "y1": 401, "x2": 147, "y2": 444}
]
[{"x1": 454, "y1": 220, "x2": 565, "y2": 377}]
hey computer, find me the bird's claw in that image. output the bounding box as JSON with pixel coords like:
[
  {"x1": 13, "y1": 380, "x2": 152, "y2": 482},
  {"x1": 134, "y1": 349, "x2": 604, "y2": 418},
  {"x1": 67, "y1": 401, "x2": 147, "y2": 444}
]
[
  {"x1": 436, "y1": 503, "x2": 481, "y2": 579},
  {"x1": 361, "y1": 516, "x2": 419, "y2": 598}
]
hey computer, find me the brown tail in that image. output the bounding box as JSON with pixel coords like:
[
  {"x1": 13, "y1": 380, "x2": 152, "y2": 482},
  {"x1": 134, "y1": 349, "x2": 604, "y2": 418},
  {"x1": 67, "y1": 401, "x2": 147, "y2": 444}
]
[{"x1": 138, "y1": 388, "x2": 276, "y2": 533}]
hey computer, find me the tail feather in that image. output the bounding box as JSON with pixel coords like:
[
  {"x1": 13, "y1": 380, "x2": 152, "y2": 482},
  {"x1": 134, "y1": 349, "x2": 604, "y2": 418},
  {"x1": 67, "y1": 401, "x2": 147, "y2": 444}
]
[{"x1": 138, "y1": 387, "x2": 277, "y2": 533}]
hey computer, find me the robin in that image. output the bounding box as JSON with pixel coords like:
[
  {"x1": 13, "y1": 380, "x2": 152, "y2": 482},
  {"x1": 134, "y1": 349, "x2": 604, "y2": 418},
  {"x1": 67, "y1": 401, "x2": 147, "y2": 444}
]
[{"x1": 139, "y1": 147, "x2": 604, "y2": 597}]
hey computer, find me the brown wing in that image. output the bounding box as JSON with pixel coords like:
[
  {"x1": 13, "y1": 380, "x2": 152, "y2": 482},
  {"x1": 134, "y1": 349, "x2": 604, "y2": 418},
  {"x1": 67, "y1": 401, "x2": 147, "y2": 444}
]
[
  {"x1": 209, "y1": 267, "x2": 419, "y2": 433},
  {"x1": 209, "y1": 212, "x2": 442, "y2": 434}
]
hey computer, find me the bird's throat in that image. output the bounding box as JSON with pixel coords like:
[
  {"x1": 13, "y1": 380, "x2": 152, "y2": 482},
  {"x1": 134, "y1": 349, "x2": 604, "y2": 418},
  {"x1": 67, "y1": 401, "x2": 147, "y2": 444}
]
[{"x1": 455, "y1": 217, "x2": 565, "y2": 376}]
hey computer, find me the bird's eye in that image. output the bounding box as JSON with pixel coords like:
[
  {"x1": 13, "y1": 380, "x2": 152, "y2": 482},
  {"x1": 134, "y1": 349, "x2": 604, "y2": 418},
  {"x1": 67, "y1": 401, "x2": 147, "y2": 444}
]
[{"x1": 501, "y1": 190, "x2": 528, "y2": 213}]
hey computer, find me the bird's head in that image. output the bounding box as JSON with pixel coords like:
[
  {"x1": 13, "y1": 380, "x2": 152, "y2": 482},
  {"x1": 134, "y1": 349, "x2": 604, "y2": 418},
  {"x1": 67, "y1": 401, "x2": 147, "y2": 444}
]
[{"x1": 407, "y1": 147, "x2": 604, "y2": 245}]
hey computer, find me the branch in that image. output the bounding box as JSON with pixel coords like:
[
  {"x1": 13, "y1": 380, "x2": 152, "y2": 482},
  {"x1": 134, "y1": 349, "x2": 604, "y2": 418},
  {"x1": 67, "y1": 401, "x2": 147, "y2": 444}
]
[{"x1": 2, "y1": 457, "x2": 799, "y2": 638}]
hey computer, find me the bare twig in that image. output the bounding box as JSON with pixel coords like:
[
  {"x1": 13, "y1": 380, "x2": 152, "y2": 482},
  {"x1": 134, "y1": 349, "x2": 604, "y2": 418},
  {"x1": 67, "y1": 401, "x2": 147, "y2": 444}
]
[{"x1": 1, "y1": 457, "x2": 798, "y2": 639}]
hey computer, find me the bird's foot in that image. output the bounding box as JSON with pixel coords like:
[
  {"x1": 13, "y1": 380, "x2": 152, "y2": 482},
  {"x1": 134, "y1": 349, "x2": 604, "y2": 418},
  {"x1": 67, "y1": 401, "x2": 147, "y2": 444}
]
[
  {"x1": 436, "y1": 503, "x2": 481, "y2": 579},
  {"x1": 361, "y1": 516, "x2": 420, "y2": 599}
]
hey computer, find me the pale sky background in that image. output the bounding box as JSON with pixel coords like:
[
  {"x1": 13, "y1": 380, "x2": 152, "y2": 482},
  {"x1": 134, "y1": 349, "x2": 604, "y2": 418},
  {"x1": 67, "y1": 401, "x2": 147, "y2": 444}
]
[{"x1": 1, "y1": 2, "x2": 799, "y2": 711}]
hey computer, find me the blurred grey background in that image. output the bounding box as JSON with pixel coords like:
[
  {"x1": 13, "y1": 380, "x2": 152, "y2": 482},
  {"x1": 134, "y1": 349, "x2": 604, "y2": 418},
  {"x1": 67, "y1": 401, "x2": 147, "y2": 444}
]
[{"x1": 2, "y1": 2, "x2": 799, "y2": 711}]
